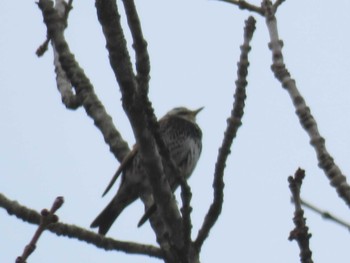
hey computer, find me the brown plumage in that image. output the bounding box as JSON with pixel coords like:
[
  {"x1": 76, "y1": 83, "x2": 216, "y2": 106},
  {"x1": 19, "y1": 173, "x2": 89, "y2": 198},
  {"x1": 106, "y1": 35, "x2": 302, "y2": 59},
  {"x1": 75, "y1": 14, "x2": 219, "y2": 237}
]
[{"x1": 90, "y1": 107, "x2": 203, "y2": 235}]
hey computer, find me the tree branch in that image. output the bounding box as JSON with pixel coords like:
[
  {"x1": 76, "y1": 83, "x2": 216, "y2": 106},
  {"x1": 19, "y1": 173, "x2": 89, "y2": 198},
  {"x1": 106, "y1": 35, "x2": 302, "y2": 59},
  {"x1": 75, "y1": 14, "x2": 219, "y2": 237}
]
[
  {"x1": 111, "y1": 0, "x2": 181, "y2": 199},
  {"x1": 219, "y1": 0, "x2": 264, "y2": 15},
  {"x1": 52, "y1": 0, "x2": 82, "y2": 110},
  {"x1": 295, "y1": 198, "x2": 350, "y2": 231},
  {"x1": 0, "y1": 193, "x2": 163, "y2": 259},
  {"x1": 262, "y1": 0, "x2": 350, "y2": 208},
  {"x1": 194, "y1": 16, "x2": 256, "y2": 251},
  {"x1": 272, "y1": 0, "x2": 286, "y2": 13},
  {"x1": 37, "y1": 0, "x2": 80, "y2": 109},
  {"x1": 121, "y1": 0, "x2": 150, "y2": 91},
  {"x1": 36, "y1": 0, "x2": 73, "y2": 57},
  {"x1": 220, "y1": 0, "x2": 288, "y2": 16},
  {"x1": 16, "y1": 197, "x2": 64, "y2": 263},
  {"x1": 180, "y1": 180, "x2": 193, "y2": 259},
  {"x1": 95, "y1": 0, "x2": 137, "y2": 109},
  {"x1": 95, "y1": 1, "x2": 185, "y2": 261},
  {"x1": 37, "y1": 0, "x2": 130, "y2": 163},
  {"x1": 288, "y1": 169, "x2": 314, "y2": 263}
]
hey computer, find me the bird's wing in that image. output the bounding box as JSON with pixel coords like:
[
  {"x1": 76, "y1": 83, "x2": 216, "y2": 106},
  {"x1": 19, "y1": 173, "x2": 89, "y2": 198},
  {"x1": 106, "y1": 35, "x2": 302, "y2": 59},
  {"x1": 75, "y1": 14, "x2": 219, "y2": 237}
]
[{"x1": 102, "y1": 144, "x2": 139, "y2": 197}]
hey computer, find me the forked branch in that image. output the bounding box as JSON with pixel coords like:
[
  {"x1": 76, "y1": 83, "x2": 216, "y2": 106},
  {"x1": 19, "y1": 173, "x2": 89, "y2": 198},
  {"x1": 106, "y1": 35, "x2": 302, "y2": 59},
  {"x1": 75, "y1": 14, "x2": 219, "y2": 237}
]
[
  {"x1": 37, "y1": 0, "x2": 130, "y2": 163},
  {"x1": 95, "y1": 0, "x2": 186, "y2": 261},
  {"x1": 262, "y1": 0, "x2": 350, "y2": 207},
  {"x1": 222, "y1": 0, "x2": 350, "y2": 211},
  {"x1": 0, "y1": 193, "x2": 163, "y2": 259},
  {"x1": 16, "y1": 197, "x2": 64, "y2": 263}
]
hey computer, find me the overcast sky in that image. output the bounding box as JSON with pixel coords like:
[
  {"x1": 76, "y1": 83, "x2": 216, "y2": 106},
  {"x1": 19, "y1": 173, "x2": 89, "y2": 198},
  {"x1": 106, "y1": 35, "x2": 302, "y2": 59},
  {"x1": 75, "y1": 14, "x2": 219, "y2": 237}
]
[{"x1": 2, "y1": 0, "x2": 350, "y2": 262}]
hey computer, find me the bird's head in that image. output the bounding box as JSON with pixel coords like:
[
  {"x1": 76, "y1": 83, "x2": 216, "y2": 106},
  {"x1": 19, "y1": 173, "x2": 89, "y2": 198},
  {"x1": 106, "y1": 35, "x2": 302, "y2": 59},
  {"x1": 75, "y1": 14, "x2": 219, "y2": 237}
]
[{"x1": 163, "y1": 106, "x2": 204, "y2": 122}]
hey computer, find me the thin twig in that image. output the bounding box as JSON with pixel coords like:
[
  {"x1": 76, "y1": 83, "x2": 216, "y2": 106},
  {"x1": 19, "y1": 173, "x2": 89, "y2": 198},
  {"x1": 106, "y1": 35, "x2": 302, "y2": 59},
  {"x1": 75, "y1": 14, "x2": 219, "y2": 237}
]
[
  {"x1": 272, "y1": 0, "x2": 286, "y2": 13},
  {"x1": 194, "y1": 16, "x2": 256, "y2": 251},
  {"x1": 288, "y1": 169, "x2": 314, "y2": 263},
  {"x1": 219, "y1": 0, "x2": 264, "y2": 15},
  {"x1": 16, "y1": 197, "x2": 64, "y2": 263},
  {"x1": 220, "y1": 0, "x2": 289, "y2": 16},
  {"x1": 36, "y1": 38, "x2": 50, "y2": 57},
  {"x1": 262, "y1": 0, "x2": 350, "y2": 208},
  {"x1": 296, "y1": 199, "x2": 350, "y2": 231},
  {"x1": 0, "y1": 193, "x2": 163, "y2": 259}
]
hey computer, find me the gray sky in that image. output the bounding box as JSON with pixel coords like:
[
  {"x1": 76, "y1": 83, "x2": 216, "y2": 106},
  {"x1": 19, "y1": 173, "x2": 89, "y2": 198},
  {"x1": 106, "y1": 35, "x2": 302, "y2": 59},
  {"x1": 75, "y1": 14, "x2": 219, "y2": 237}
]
[{"x1": 1, "y1": 0, "x2": 350, "y2": 262}]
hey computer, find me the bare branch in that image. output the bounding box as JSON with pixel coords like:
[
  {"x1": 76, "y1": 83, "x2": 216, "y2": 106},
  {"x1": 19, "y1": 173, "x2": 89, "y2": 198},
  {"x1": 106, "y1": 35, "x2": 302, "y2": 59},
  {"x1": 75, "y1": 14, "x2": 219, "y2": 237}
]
[
  {"x1": 52, "y1": 0, "x2": 82, "y2": 110},
  {"x1": 121, "y1": 0, "x2": 199, "y2": 255},
  {"x1": 272, "y1": 0, "x2": 286, "y2": 13},
  {"x1": 180, "y1": 180, "x2": 193, "y2": 258},
  {"x1": 38, "y1": 0, "x2": 130, "y2": 162},
  {"x1": 121, "y1": 0, "x2": 150, "y2": 91},
  {"x1": 296, "y1": 199, "x2": 350, "y2": 231},
  {"x1": 53, "y1": 46, "x2": 82, "y2": 109},
  {"x1": 95, "y1": 1, "x2": 185, "y2": 260},
  {"x1": 288, "y1": 169, "x2": 314, "y2": 263},
  {"x1": 38, "y1": 4, "x2": 181, "y2": 255},
  {"x1": 220, "y1": 0, "x2": 288, "y2": 16},
  {"x1": 121, "y1": 0, "x2": 185, "y2": 226},
  {"x1": 219, "y1": 0, "x2": 264, "y2": 15},
  {"x1": 16, "y1": 197, "x2": 64, "y2": 263},
  {"x1": 120, "y1": 6, "x2": 180, "y2": 197},
  {"x1": 263, "y1": 0, "x2": 350, "y2": 208},
  {"x1": 36, "y1": 38, "x2": 50, "y2": 57},
  {"x1": 36, "y1": 0, "x2": 73, "y2": 57},
  {"x1": 194, "y1": 16, "x2": 256, "y2": 251},
  {"x1": 95, "y1": 0, "x2": 137, "y2": 109},
  {"x1": 0, "y1": 193, "x2": 163, "y2": 259}
]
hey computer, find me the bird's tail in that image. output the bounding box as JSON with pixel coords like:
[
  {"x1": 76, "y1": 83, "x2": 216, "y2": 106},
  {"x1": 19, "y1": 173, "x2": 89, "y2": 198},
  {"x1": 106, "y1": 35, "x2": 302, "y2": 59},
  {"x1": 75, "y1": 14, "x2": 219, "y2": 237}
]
[
  {"x1": 137, "y1": 203, "x2": 157, "y2": 227},
  {"x1": 91, "y1": 188, "x2": 137, "y2": 235}
]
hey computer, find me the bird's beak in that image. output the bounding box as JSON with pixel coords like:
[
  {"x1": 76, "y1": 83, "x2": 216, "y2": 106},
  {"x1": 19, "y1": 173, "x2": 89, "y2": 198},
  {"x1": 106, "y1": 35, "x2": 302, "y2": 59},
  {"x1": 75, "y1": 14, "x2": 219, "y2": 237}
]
[{"x1": 193, "y1": 107, "x2": 204, "y2": 116}]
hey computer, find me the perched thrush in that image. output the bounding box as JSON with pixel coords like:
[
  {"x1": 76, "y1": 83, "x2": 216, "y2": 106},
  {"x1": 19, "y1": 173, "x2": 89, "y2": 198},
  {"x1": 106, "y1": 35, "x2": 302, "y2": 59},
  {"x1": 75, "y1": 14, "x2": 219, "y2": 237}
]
[{"x1": 90, "y1": 107, "x2": 203, "y2": 235}]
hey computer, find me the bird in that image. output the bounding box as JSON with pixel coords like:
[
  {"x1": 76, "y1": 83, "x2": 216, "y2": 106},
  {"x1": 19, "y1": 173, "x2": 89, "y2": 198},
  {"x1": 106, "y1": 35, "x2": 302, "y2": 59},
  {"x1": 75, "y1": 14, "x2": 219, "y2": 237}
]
[{"x1": 90, "y1": 107, "x2": 203, "y2": 235}]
